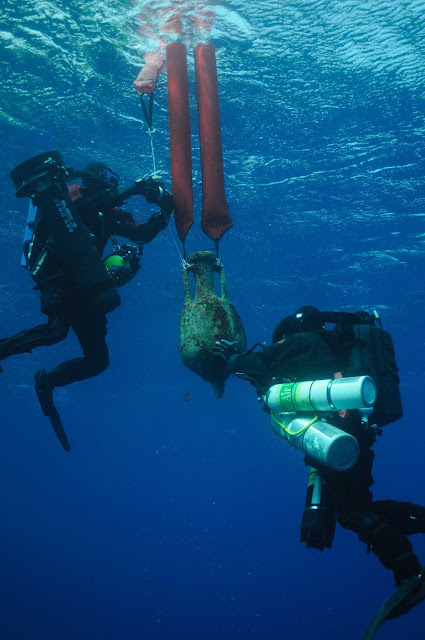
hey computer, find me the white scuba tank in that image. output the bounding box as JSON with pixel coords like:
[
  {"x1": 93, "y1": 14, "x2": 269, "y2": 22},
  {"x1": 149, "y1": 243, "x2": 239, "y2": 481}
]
[
  {"x1": 265, "y1": 375, "x2": 376, "y2": 414},
  {"x1": 264, "y1": 375, "x2": 377, "y2": 472},
  {"x1": 270, "y1": 414, "x2": 360, "y2": 472}
]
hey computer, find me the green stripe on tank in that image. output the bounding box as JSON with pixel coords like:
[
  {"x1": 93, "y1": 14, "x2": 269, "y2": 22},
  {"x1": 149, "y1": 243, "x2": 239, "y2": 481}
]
[
  {"x1": 279, "y1": 384, "x2": 296, "y2": 412},
  {"x1": 294, "y1": 381, "x2": 314, "y2": 411}
]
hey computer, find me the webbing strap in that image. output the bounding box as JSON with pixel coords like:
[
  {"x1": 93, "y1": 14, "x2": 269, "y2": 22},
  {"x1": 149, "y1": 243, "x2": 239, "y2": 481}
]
[{"x1": 140, "y1": 93, "x2": 154, "y2": 130}]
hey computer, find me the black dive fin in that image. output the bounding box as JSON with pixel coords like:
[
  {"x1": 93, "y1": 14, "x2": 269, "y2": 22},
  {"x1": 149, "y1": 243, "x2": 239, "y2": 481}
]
[
  {"x1": 386, "y1": 573, "x2": 425, "y2": 619},
  {"x1": 362, "y1": 575, "x2": 424, "y2": 640},
  {"x1": 35, "y1": 370, "x2": 71, "y2": 452},
  {"x1": 46, "y1": 405, "x2": 71, "y2": 452}
]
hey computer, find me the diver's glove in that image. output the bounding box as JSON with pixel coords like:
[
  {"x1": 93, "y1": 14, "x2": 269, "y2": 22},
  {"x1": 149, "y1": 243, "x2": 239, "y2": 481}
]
[
  {"x1": 134, "y1": 176, "x2": 164, "y2": 201},
  {"x1": 148, "y1": 209, "x2": 169, "y2": 231},
  {"x1": 134, "y1": 176, "x2": 174, "y2": 213},
  {"x1": 158, "y1": 189, "x2": 174, "y2": 218},
  {"x1": 214, "y1": 339, "x2": 240, "y2": 364}
]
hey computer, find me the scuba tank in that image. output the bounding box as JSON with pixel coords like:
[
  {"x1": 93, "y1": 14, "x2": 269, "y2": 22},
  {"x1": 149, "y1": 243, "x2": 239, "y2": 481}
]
[
  {"x1": 103, "y1": 240, "x2": 142, "y2": 288},
  {"x1": 300, "y1": 467, "x2": 336, "y2": 550},
  {"x1": 265, "y1": 375, "x2": 376, "y2": 413},
  {"x1": 264, "y1": 375, "x2": 376, "y2": 471},
  {"x1": 270, "y1": 412, "x2": 360, "y2": 472},
  {"x1": 272, "y1": 308, "x2": 402, "y2": 428}
]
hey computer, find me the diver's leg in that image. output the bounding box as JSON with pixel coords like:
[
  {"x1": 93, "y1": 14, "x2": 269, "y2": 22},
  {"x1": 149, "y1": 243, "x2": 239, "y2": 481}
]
[
  {"x1": 43, "y1": 311, "x2": 109, "y2": 389},
  {"x1": 331, "y1": 450, "x2": 421, "y2": 585},
  {"x1": 337, "y1": 505, "x2": 422, "y2": 586},
  {"x1": 357, "y1": 504, "x2": 425, "y2": 636},
  {"x1": 0, "y1": 314, "x2": 70, "y2": 360},
  {"x1": 373, "y1": 501, "x2": 425, "y2": 535},
  {"x1": 34, "y1": 311, "x2": 108, "y2": 451}
]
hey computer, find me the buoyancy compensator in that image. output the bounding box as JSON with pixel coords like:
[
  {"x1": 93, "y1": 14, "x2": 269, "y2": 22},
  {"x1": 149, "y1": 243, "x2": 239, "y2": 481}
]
[
  {"x1": 272, "y1": 308, "x2": 402, "y2": 427},
  {"x1": 339, "y1": 312, "x2": 402, "y2": 427}
]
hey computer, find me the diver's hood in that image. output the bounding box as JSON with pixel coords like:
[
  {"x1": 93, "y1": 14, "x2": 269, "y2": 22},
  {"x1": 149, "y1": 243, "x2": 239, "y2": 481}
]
[
  {"x1": 271, "y1": 307, "x2": 375, "y2": 343},
  {"x1": 272, "y1": 306, "x2": 322, "y2": 342}
]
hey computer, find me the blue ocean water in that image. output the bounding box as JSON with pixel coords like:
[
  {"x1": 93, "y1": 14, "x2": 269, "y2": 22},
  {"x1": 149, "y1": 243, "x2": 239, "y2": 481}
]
[{"x1": 1, "y1": 1, "x2": 425, "y2": 638}]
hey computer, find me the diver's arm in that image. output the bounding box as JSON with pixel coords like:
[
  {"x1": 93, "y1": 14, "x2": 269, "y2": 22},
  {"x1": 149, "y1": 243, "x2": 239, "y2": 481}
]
[
  {"x1": 227, "y1": 344, "x2": 285, "y2": 378},
  {"x1": 72, "y1": 177, "x2": 169, "y2": 213},
  {"x1": 109, "y1": 182, "x2": 174, "y2": 242},
  {"x1": 109, "y1": 208, "x2": 170, "y2": 243},
  {"x1": 226, "y1": 336, "x2": 332, "y2": 378}
]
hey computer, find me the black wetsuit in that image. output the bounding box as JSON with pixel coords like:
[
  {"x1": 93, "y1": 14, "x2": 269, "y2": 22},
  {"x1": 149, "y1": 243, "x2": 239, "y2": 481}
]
[
  {"x1": 0, "y1": 193, "x2": 170, "y2": 390},
  {"x1": 227, "y1": 331, "x2": 425, "y2": 585}
]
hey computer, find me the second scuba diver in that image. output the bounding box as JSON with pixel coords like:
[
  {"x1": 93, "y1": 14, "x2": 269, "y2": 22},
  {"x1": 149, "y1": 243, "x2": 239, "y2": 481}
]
[
  {"x1": 1, "y1": 152, "x2": 174, "y2": 451},
  {"x1": 214, "y1": 306, "x2": 425, "y2": 637}
]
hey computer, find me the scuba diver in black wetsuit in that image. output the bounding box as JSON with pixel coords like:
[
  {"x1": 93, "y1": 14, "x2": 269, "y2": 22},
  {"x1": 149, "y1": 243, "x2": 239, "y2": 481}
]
[
  {"x1": 2, "y1": 152, "x2": 173, "y2": 451},
  {"x1": 214, "y1": 306, "x2": 425, "y2": 637}
]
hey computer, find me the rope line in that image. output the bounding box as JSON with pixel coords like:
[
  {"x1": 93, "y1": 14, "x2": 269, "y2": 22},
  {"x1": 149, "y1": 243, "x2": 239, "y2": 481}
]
[
  {"x1": 148, "y1": 128, "x2": 157, "y2": 175},
  {"x1": 146, "y1": 110, "x2": 184, "y2": 266}
]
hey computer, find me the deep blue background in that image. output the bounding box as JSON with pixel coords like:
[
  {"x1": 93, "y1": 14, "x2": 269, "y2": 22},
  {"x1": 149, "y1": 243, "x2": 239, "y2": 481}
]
[{"x1": 0, "y1": 1, "x2": 425, "y2": 638}]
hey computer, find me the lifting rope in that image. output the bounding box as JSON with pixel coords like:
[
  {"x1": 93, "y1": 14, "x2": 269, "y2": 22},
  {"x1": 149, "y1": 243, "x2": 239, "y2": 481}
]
[{"x1": 139, "y1": 78, "x2": 186, "y2": 268}]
